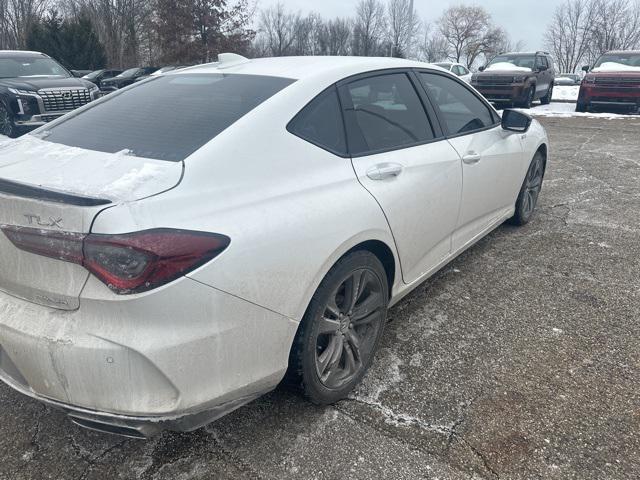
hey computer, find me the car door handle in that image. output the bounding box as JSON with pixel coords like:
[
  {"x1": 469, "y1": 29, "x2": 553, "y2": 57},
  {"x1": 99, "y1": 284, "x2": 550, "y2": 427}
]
[
  {"x1": 366, "y1": 163, "x2": 404, "y2": 181},
  {"x1": 462, "y1": 152, "x2": 482, "y2": 165}
]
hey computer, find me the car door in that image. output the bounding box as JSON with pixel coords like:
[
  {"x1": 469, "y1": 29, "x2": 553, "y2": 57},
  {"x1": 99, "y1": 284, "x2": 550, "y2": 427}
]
[
  {"x1": 535, "y1": 56, "x2": 550, "y2": 95},
  {"x1": 338, "y1": 71, "x2": 463, "y2": 284},
  {"x1": 417, "y1": 71, "x2": 525, "y2": 251}
]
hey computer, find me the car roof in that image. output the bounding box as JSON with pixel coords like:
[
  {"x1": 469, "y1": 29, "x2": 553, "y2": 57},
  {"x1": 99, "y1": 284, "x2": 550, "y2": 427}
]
[
  {"x1": 605, "y1": 50, "x2": 640, "y2": 54},
  {"x1": 175, "y1": 56, "x2": 442, "y2": 81},
  {"x1": 0, "y1": 50, "x2": 49, "y2": 58}
]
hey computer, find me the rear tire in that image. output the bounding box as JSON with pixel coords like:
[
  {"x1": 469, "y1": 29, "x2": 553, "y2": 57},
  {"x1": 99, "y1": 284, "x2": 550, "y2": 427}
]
[
  {"x1": 287, "y1": 251, "x2": 389, "y2": 405},
  {"x1": 509, "y1": 152, "x2": 545, "y2": 226}
]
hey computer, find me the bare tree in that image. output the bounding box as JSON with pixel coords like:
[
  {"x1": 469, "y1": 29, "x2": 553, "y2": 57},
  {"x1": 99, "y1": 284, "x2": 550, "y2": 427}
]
[
  {"x1": 545, "y1": 0, "x2": 597, "y2": 72},
  {"x1": 438, "y1": 5, "x2": 513, "y2": 68},
  {"x1": 352, "y1": 0, "x2": 386, "y2": 56},
  {"x1": 258, "y1": 2, "x2": 298, "y2": 56},
  {"x1": 416, "y1": 22, "x2": 449, "y2": 62},
  {"x1": 4, "y1": 0, "x2": 50, "y2": 49},
  {"x1": 386, "y1": 0, "x2": 419, "y2": 57},
  {"x1": 588, "y1": 0, "x2": 640, "y2": 61}
]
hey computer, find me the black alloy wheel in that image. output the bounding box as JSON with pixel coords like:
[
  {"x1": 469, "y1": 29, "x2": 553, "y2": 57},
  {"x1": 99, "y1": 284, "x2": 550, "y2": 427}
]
[
  {"x1": 0, "y1": 102, "x2": 15, "y2": 138},
  {"x1": 509, "y1": 152, "x2": 545, "y2": 226},
  {"x1": 288, "y1": 251, "x2": 388, "y2": 404}
]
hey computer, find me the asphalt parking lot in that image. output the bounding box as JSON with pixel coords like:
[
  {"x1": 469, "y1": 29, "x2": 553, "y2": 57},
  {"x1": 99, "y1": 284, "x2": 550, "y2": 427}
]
[{"x1": 1, "y1": 115, "x2": 639, "y2": 480}]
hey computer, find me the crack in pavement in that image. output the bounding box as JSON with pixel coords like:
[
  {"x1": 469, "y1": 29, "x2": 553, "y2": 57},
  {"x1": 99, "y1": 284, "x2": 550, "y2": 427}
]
[
  {"x1": 339, "y1": 395, "x2": 500, "y2": 479},
  {"x1": 75, "y1": 439, "x2": 128, "y2": 480}
]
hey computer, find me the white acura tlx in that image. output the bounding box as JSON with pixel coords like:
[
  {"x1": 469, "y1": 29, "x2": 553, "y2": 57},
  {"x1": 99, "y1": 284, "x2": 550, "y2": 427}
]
[{"x1": 0, "y1": 54, "x2": 548, "y2": 438}]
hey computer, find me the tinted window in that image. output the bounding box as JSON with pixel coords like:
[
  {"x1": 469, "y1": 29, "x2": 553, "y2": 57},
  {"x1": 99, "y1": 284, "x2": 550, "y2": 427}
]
[
  {"x1": 342, "y1": 73, "x2": 434, "y2": 155},
  {"x1": 288, "y1": 88, "x2": 346, "y2": 156},
  {"x1": 41, "y1": 74, "x2": 295, "y2": 161},
  {"x1": 459, "y1": 66, "x2": 469, "y2": 75},
  {"x1": 419, "y1": 73, "x2": 496, "y2": 135}
]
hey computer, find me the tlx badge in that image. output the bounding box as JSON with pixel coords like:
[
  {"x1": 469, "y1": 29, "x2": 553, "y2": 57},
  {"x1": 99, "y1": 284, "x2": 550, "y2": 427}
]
[{"x1": 24, "y1": 214, "x2": 63, "y2": 229}]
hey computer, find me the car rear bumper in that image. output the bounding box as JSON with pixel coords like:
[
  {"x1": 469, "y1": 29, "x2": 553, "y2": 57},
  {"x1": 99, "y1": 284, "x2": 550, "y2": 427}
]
[
  {"x1": 0, "y1": 276, "x2": 298, "y2": 437},
  {"x1": 472, "y1": 84, "x2": 527, "y2": 102}
]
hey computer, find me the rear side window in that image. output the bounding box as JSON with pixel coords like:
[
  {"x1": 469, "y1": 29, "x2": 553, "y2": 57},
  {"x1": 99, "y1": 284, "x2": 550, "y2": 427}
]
[
  {"x1": 288, "y1": 88, "x2": 347, "y2": 156},
  {"x1": 41, "y1": 74, "x2": 295, "y2": 161},
  {"x1": 419, "y1": 73, "x2": 496, "y2": 135},
  {"x1": 341, "y1": 73, "x2": 435, "y2": 156}
]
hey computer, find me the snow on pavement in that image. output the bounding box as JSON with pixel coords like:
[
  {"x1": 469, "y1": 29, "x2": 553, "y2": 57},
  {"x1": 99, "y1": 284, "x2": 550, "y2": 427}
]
[{"x1": 519, "y1": 102, "x2": 639, "y2": 120}]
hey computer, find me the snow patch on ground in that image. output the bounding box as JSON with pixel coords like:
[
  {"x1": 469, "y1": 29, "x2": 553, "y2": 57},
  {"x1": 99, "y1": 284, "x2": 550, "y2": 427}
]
[
  {"x1": 486, "y1": 62, "x2": 531, "y2": 72},
  {"x1": 0, "y1": 135, "x2": 9, "y2": 146},
  {"x1": 552, "y1": 85, "x2": 580, "y2": 102},
  {"x1": 519, "y1": 102, "x2": 638, "y2": 119}
]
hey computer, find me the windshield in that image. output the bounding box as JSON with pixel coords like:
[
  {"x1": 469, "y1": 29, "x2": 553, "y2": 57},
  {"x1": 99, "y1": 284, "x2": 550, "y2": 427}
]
[
  {"x1": 593, "y1": 53, "x2": 640, "y2": 70},
  {"x1": 39, "y1": 73, "x2": 295, "y2": 162},
  {"x1": 0, "y1": 56, "x2": 70, "y2": 79},
  {"x1": 117, "y1": 68, "x2": 140, "y2": 78},
  {"x1": 487, "y1": 55, "x2": 536, "y2": 70}
]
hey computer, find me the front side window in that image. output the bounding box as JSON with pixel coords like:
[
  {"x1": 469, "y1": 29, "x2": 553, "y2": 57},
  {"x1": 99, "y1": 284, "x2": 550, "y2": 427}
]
[
  {"x1": 40, "y1": 74, "x2": 295, "y2": 161},
  {"x1": 341, "y1": 73, "x2": 435, "y2": 156},
  {"x1": 288, "y1": 88, "x2": 347, "y2": 156},
  {"x1": 419, "y1": 73, "x2": 496, "y2": 136}
]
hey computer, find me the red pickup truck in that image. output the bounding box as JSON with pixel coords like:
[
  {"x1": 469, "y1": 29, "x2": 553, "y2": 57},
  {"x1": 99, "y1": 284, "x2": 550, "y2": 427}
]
[{"x1": 578, "y1": 50, "x2": 640, "y2": 113}]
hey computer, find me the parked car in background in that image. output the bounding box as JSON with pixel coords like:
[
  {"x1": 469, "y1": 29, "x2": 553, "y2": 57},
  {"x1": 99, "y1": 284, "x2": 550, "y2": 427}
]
[
  {"x1": 0, "y1": 54, "x2": 549, "y2": 437},
  {"x1": 0, "y1": 50, "x2": 100, "y2": 137},
  {"x1": 134, "y1": 66, "x2": 187, "y2": 83},
  {"x1": 433, "y1": 62, "x2": 472, "y2": 83},
  {"x1": 71, "y1": 69, "x2": 93, "y2": 78},
  {"x1": 555, "y1": 73, "x2": 581, "y2": 85},
  {"x1": 471, "y1": 51, "x2": 556, "y2": 108},
  {"x1": 100, "y1": 67, "x2": 158, "y2": 91},
  {"x1": 82, "y1": 69, "x2": 123, "y2": 89},
  {"x1": 577, "y1": 50, "x2": 640, "y2": 112}
]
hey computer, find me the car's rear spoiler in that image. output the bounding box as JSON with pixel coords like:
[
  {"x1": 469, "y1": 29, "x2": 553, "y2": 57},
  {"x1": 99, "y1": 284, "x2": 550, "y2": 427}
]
[{"x1": 0, "y1": 178, "x2": 111, "y2": 207}]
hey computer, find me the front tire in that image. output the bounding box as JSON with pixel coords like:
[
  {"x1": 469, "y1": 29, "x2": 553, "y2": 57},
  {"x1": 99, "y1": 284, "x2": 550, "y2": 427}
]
[
  {"x1": 509, "y1": 152, "x2": 545, "y2": 226},
  {"x1": 287, "y1": 251, "x2": 389, "y2": 405},
  {"x1": 517, "y1": 86, "x2": 535, "y2": 109},
  {"x1": 0, "y1": 101, "x2": 17, "y2": 138}
]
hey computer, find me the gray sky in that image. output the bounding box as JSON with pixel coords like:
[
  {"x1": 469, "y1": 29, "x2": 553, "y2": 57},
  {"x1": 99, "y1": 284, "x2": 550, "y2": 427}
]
[{"x1": 261, "y1": 0, "x2": 557, "y2": 52}]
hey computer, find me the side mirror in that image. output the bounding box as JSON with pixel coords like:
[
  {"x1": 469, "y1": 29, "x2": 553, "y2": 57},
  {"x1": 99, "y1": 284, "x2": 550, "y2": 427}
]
[
  {"x1": 582, "y1": 65, "x2": 590, "y2": 72},
  {"x1": 502, "y1": 109, "x2": 533, "y2": 133},
  {"x1": 478, "y1": 65, "x2": 486, "y2": 72}
]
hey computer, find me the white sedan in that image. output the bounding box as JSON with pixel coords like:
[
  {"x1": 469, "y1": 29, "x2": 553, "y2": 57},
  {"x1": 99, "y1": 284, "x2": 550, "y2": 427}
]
[
  {"x1": 433, "y1": 62, "x2": 473, "y2": 83},
  {"x1": 0, "y1": 54, "x2": 548, "y2": 438}
]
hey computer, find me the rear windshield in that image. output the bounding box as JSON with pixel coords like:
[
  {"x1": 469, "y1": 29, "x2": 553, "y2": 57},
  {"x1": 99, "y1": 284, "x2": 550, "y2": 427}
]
[{"x1": 39, "y1": 74, "x2": 295, "y2": 161}]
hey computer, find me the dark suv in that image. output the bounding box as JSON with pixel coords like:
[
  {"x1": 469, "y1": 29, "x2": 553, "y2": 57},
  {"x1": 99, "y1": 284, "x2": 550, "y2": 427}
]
[
  {"x1": 0, "y1": 50, "x2": 100, "y2": 137},
  {"x1": 578, "y1": 50, "x2": 640, "y2": 112},
  {"x1": 471, "y1": 51, "x2": 556, "y2": 108}
]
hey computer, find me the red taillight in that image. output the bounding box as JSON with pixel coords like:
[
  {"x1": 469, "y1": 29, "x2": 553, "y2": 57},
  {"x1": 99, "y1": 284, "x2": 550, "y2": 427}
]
[{"x1": 1, "y1": 226, "x2": 230, "y2": 294}]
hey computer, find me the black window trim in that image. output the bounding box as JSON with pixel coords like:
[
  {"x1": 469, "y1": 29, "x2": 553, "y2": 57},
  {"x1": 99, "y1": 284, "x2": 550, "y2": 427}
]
[
  {"x1": 413, "y1": 69, "x2": 501, "y2": 140},
  {"x1": 336, "y1": 68, "x2": 445, "y2": 158},
  {"x1": 285, "y1": 84, "x2": 350, "y2": 158}
]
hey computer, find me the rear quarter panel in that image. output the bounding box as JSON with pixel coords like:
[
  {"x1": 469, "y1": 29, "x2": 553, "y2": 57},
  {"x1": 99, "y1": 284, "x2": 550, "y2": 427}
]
[{"x1": 90, "y1": 78, "x2": 399, "y2": 322}]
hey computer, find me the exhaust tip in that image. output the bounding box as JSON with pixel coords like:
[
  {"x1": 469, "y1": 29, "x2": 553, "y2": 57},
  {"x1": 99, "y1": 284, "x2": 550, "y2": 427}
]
[{"x1": 69, "y1": 416, "x2": 148, "y2": 439}]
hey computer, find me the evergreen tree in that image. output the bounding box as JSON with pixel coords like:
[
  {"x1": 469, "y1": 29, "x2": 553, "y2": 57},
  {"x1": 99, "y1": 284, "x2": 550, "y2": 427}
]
[{"x1": 26, "y1": 12, "x2": 107, "y2": 70}]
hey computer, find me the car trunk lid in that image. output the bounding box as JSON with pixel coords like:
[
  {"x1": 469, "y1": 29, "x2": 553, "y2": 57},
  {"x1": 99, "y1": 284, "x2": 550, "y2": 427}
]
[{"x1": 0, "y1": 135, "x2": 183, "y2": 310}]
